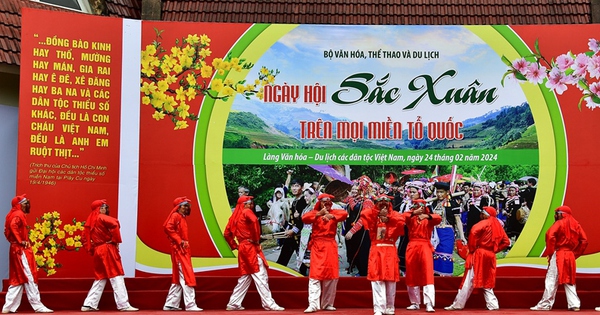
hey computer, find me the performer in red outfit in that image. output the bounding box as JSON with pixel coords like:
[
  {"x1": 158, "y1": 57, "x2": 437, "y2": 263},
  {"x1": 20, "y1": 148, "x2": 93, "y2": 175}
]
[
  {"x1": 302, "y1": 193, "x2": 348, "y2": 313},
  {"x1": 531, "y1": 205, "x2": 588, "y2": 311},
  {"x1": 224, "y1": 196, "x2": 284, "y2": 311},
  {"x1": 81, "y1": 200, "x2": 138, "y2": 312},
  {"x1": 163, "y1": 197, "x2": 202, "y2": 311},
  {"x1": 402, "y1": 199, "x2": 441, "y2": 313},
  {"x1": 445, "y1": 206, "x2": 510, "y2": 310},
  {"x1": 361, "y1": 195, "x2": 405, "y2": 315},
  {"x1": 2, "y1": 194, "x2": 53, "y2": 314}
]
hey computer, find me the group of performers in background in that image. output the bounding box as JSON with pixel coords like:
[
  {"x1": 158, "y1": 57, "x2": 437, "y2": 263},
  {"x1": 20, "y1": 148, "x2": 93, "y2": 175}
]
[{"x1": 1, "y1": 168, "x2": 593, "y2": 312}]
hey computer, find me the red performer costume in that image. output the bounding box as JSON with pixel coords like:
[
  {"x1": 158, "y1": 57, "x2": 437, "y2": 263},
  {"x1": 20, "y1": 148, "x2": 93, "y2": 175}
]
[
  {"x1": 2, "y1": 194, "x2": 53, "y2": 314},
  {"x1": 301, "y1": 193, "x2": 348, "y2": 313},
  {"x1": 163, "y1": 197, "x2": 202, "y2": 311},
  {"x1": 361, "y1": 195, "x2": 405, "y2": 315},
  {"x1": 531, "y1": 206, "x2": 588, "y2": 311},
  {"x1": 224, "y1": 196, "x2": 284, "y2": 311},
  {"x1": 402, "y1": 199, "x2": 441, "y2": 313},
  {"x1": 81, "y1": 200, "x2": 138, "y2": 312},
  {"x1": 445, "y1": 206, "x2": 510, "y2": 310}
]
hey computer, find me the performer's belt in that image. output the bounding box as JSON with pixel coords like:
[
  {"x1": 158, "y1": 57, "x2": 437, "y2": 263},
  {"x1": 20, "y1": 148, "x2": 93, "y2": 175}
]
[
  {"x1": 376, "y1": 243, "x2": 394, "y2": 247},
  {"x1": 241, "y1": 239, "x2": 260, "y2": 245}
]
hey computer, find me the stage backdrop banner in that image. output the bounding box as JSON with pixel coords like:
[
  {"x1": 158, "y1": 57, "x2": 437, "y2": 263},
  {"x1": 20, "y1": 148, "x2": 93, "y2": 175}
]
[{"x1": 16, "y1": 8, "x2": 600, "y2": 278}]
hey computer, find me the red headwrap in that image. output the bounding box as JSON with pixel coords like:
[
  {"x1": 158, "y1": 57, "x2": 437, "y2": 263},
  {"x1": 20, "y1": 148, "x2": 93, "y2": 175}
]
[
  {"x1": 228, "y1": 195, "x2": 253, "y2": 235},
  {"x1": 483, "y1": 206, "x2": 505, "y2": 244},
  {"x1": 83, "y1": 199, "x2": 106, "y2": 253},
  {"x1": 555, "y1": 205, "x2": 580, "y2": 243},
  {"x1": 313, "y1": 193, "x2": 335, "y2": 211},
  {"x1": 85, "y1": 199, "x2": 106, "y2": 230},
  {"x1": 163, "y1": 196, "x2": 191, "y2": 228},
  {"x1": 5, "y1": 194, "x2": 28, "y2": 239}
]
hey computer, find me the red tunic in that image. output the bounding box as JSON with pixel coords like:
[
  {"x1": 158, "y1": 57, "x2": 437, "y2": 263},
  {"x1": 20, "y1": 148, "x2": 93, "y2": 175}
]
[
  {"x1": 4, "y1": 209, "x2": 38, "y2": 286},
  {"x1": 541, "y1": 216, "x2": 588, "y2": 285},
  {"x1": 361, "y1": 206, "x2": 405, "y2": 282},
  {"x1": 465, "y1": 217, "x2": 510, "y2": 289},
  {"x1": 164, "y1": 211, "x2": 196, "y2": 286},
  {"x1": 83, "y1": 214, "x2": 125, "y2": 280},
  {"x1": 402, "y1": 211, "x2": 441, "y2": 287},
  {"x1": 302, "y1": 209, "x2": 347, "y2": 280},
  {"x1": 224, "y1": 207, "x2": 268, "y2": 276}
]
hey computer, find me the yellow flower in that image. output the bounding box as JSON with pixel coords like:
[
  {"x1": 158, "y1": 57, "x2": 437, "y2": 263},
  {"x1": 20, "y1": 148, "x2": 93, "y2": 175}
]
[
  {"x1": 75, "y1": 222, "x2": 83, "y2": 229},
  {"x1": 222, "y1": 61, "x2": 232, "y2": 71},
  {"x1": 47, "y1": 269, "x2": 56, "y2": 276},
  {"x1": 173, "y1": 64, "x2": 183, "y2": 74},
  {"x1": 48, "y1": 238, "x2": 56, "y2": 246},
  {"x1": 233, "y1": 64, "x2": 242, "y2": 72},
  {"x1": 157, "y1": 80, "x2": 169, "y2": 93},
  {"x1": 32, "y1": 244, "x2": 39, "y2": 254},
  {"x1": 212, "y1": 58, "x2": 223, "y2": 69},
  {"x1": 231, "y1": 57, "x2": 240, "y2": 65},
  {"x1": 165, "y1": 74, "x2": 177, "y2": 85},
  {"x1": 171, "y1": 46, "x2": 182, "y2": 57},
  {"x1": 255, "y1": 79, "x2": 260, "y2": 85},
  {"x1": 224, "y1": 79, "x2": 234, "y2": 86},
  {"x1": 175, "y1": 87, "x2": 186, "y2": 101},
  {"x1": 164, "y1": 96, "x2": 176, "y2": 112},
  {"x1": 144, "y1": 44, "x2": 157, "y2": 56},
  {"x1": 236, "y1": 85, "x2": 245, "y2": 93},
  {"x1": 47, "y1": 257, "x2": 56, "y2": 268},
  {"x1": 52, "y1": 211, "x2": 60, "y2": 219},
  {"x1": 43, "y1": 248, "x2": 51, "y2": 257},
  {"x1": 185, "y1": 34, "x2": 200, "y2": 45},
  {"x1": 35, "y1": 255, "x2": 45, "y2": 266},
  {"x1": 141, "y1": 81, "x2": 158, "y2": 95},
  {"x1": 141, "y1": 64, "x2": 156, "y2": 77},
  {"x1": 179, "y1": 54, "x2": 193, "y2": 68},
  {"x1": 260, "y1": 67, "x2": 269, "y2": 75},
  {"x1": 218, "y1": 69, "x2": 225, "y2": 75},
  {"x1": 37, "y1": 233, "x2": 45, "y2": 240},
  {"x1": 222, "y1": 86, "x2": 235, "y2": 97},
  {"x1": 186, "y1": 74, "x2": 197, "y2": 86},
  {"x1": 66, "y1": 238, "x2": 75, "y2": 247},
  {"x1": 53, "y1": 219, "x2": 62, "y2": 227},
  {"x1": 185, "y1": 88, "x2": 196, "y2": 101},
  {"x1": 200, "y1": 34, "x2": 211, "y2": 45},
  {"x1": 174, "y1": 120, "x2": 189, "y2": 130},
  {"x1": 267, "y1": 75, "x2": 275, "y2": 84},
  {"x1": 74, "y1": 241, "x2": 82, "y2": 248},
  {"x1": 142, "y1": 96, "x2": 151, "y2": 105},
  {"x1": 43, "y1": 213, "x2": 52, "y2": 220},
  {"x1": 152, "y1": 111, "x2": 166, "y2": 121},
  {"x1": 182, "y1": 45, "x2": 195, "y2": 57},
  {"x1": 50, "y1": 247, "x2": 57, "y2": 255},
  {"x1": 56, "y1": 230, "x2": 65, "y2": 239},
  {"x1": 201, "y1": 65, "x2": 213, "y2": 78},
  {"x1": 199, "y1": 48, "x2": 211, "y2": 58},
  {"x1": 211, "y1": 79, "x2": 224, "y2": 92}
]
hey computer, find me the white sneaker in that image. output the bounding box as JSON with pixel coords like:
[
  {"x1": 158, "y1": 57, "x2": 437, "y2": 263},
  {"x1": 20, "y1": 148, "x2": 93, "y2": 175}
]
[
  {"x1": 163, "y1": 306, "x2": 182, "y2": 311},
  {"x1": 35, "y1": 307, "x2": 54, "y2": 313},
  {"x1": 2, "y1": 310, "x2": 12, "y2": 314},
  {"x1": 406, "y1": 304, "x2": 420, "y2": 310},
  {"x1": 530, "y1": 306, "x2": 551, "y2": 311},
  {"x1": 375, "y1": 312, "x2": 383, "y2": 315},
  {"x1": 444, "y1": 305, "x2": 462, "y2": 311},
  {"x1": 187, "y1": 306, "x2": 203, "y2": 312},
  {"x1": 81, "y1": 306, "x2": 100, "y2": 312},
  {"x1": 304, "y1": 306, "x2": 318, "y2": 313},
  {"x1": 425, "y1": 304, "x2": 435, "y2": 312},
  {"x1": 383, "y1": 307, "x2": 395, "y2": 314},
  {"x1": 267, "y1": 305, "x2": 285, "y2": 311},
  {"x1": 595, "y1": 307, "x2": 600, "y2": 311},
  {"x1": 119, "y1": 306, "x2": 139, "y2": 312},
  {"x1": 226, "y1": 305, "x2": 245, "y2": 311},
  {"x1": 323, "y1": 305, "x2": 336, "y2": 311}
]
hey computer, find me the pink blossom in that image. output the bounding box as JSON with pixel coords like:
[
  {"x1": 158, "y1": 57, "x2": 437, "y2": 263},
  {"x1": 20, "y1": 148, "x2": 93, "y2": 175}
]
[
  {"x1": 589, "y1": 38, "x2": 600, "y2": 54},
  {"x1": 545, "y1": 68, "x2": 568, "y2": 94},
  {"x1": 555, "y1": 54, "x2": 574, "y2": 72},
  {"x1": 590, "y1": 82, "x2": 600, "y2": 96},
  {"x1": 572, "y1": 53, "x2": 590, "y2": 77},
  {"x1": 584, "y1": 96, "x2": 600, "y2": 110},
  {"x1": 512, "y1": 58, "x2": 529, "y2": 73},
  {"x1": 587, "y1": 55, "x2": 600, "y2": 79},
  {"x1": 524, "y1": 63, "x2": 547, "y2": 84}
]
